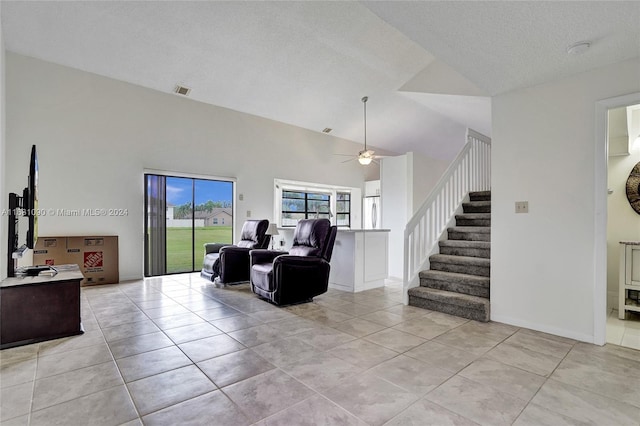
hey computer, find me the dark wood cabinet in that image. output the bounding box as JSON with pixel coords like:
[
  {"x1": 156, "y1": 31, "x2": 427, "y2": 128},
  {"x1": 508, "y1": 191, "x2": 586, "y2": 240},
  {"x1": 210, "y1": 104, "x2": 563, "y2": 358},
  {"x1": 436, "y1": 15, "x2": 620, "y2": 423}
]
[{"x1": 1, "y1": 265, "x2": 84, "y2": 349}]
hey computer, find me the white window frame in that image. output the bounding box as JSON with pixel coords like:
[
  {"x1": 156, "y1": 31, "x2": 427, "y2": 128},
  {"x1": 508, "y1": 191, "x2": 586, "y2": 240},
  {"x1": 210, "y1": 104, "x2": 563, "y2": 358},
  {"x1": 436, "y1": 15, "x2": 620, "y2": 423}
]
[{"x1": 274, "y1": 178, "x2": 362, "y2": 229}]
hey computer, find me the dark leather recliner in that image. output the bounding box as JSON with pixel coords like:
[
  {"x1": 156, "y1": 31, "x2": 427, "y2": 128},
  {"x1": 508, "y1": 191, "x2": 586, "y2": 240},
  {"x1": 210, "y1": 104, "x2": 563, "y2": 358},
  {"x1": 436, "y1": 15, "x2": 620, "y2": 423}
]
[
  {"x1": 201, "y1": 219, "x2": 270, "y2": 284},
  {"x1": 250, "y1": 218, "x2": 337, "y2": 305}
]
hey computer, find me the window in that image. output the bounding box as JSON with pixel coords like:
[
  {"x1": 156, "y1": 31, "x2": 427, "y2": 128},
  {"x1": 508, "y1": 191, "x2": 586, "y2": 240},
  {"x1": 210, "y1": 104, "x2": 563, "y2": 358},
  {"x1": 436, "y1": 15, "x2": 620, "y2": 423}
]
[
  {"x1": 274, "y1": 179, "x2": 360, "y2": 229},
  {"x1": 336, "y1": 192, "x2": 351, "y2": 227},
  {"x1": 213, "y1": 218, "x2": 218, "y2": 225},
  {"x1": 281, "y1": 190, "x2": 331, "y2": 227}
]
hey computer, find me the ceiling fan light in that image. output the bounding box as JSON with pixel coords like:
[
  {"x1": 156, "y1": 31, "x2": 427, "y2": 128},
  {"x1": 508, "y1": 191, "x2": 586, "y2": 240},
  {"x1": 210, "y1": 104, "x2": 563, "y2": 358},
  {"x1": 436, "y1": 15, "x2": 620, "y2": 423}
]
[{"x1": 358, "y1": 156, "x2": 372, "y2": 165}]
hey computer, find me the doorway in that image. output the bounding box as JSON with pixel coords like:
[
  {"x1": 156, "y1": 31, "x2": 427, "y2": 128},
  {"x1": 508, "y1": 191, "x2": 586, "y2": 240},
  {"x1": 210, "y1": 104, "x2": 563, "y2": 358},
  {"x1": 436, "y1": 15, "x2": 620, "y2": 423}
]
[
  {"x1": 604, "y1": 102, "x2": 640, "y2": 350},
  {"x1": 145, "y1": 173, "x2": 234, "y2": 276},
  {"x1": 595, "y1": 92, "x2": 640, "y2": 348}
]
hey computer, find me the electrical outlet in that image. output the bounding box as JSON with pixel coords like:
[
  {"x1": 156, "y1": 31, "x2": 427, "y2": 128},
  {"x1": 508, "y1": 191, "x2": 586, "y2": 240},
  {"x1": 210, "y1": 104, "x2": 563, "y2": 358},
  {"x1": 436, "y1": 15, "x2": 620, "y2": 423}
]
[
  {"x1": 246, "y1": 210, "x2": 251, "y2": 217},
  {"x1": 515, "y1": 201, "x2": 529, "y2": 214}
]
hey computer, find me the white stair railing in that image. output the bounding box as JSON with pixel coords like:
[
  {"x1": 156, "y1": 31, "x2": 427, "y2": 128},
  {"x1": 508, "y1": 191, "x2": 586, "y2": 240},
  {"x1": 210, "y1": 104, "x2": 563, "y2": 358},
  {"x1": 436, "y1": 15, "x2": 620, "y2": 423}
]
[{"x1": 403, "y1": 129, "x2": 491, "y2": 302}]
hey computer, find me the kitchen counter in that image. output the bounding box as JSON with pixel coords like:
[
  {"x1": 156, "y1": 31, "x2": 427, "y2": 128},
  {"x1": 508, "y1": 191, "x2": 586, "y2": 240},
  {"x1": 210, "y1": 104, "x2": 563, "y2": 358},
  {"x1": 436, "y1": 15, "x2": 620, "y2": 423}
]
[{"x1": 329, "y1": 229, "x2": 390, "y2": 292}]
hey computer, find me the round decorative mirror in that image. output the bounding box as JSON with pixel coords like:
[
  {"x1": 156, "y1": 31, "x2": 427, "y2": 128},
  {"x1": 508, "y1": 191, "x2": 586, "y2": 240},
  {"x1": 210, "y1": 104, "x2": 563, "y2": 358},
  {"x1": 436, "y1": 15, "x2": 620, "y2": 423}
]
[{"x1": 625, "y1": 162, "x2": 640, "y2": 214}]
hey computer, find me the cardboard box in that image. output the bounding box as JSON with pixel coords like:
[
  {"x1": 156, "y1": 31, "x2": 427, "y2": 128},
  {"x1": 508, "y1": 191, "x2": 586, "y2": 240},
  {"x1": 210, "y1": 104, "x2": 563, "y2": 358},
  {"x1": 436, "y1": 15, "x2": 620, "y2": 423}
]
[
  {"x1": 32, "y1": 237, "x2": 67, "y2": 266},
  {"x1": 33, "y1": 236, "x2": 119, "y2": 286}
]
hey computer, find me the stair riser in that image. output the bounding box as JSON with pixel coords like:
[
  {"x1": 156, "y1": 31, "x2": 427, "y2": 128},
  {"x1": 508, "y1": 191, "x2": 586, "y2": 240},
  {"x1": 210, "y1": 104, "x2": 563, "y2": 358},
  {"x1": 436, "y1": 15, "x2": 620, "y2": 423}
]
[
  {"x1": 430, "y1": 261, "x2": 490, "y2": 277},
  {"x1": 439, "y1": 246, "x2": 490, "y2": 258},
  {"x1": 448, "y1": 231, "x2": 491, "y2": 242},
  {"x1": 420, "y1": 278, "x2": 490, "y2": 298},
  {"x1": 455, "y1": 218, "x2": 491, "y2": 227},
  {"x1": 408, "y1": 296, "x2": 490, "y2": 322},
  {"x1": 463, "y1": 204, "x2": 491, "y2": 213}
]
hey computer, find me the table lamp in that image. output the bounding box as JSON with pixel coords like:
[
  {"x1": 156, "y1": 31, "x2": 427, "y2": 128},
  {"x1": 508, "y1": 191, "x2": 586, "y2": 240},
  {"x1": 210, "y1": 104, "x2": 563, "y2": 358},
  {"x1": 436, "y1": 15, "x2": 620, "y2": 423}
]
[{"x1": 266, "y1": 223, "x2": 279, "y2": 250}]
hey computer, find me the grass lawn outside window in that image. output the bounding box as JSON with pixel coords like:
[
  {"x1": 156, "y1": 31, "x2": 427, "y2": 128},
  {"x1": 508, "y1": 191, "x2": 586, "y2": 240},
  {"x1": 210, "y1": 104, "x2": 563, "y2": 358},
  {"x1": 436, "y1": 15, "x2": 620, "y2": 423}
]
[{"x1": 166, "y1": 226, "x2": 232, "y2": 273}]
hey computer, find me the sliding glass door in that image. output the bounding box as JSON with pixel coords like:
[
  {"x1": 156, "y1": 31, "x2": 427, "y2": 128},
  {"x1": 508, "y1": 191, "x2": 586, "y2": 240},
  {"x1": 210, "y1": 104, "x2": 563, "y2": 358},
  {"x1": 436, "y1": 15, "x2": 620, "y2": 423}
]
[{"x1": 145, "y1": 174, "x2": 233, "y2": 276}]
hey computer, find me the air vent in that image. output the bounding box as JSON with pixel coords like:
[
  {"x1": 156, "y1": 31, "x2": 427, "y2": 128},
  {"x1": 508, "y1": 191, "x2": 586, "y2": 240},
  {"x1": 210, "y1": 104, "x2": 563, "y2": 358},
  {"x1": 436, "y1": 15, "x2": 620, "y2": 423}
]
[
  {"x1": 174, "y1": 85, "x2": 191, "y2": 96},
  {"x1": 322, "y1": 128, "x2": 332, "y2": 134}
]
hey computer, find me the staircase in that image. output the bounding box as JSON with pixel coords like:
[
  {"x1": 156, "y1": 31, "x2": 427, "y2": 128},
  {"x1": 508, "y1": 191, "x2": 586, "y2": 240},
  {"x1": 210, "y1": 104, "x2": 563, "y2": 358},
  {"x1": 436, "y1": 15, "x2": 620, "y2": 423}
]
[{"x1": 408, "y1": 191, "x2": 491, "y2": 322}]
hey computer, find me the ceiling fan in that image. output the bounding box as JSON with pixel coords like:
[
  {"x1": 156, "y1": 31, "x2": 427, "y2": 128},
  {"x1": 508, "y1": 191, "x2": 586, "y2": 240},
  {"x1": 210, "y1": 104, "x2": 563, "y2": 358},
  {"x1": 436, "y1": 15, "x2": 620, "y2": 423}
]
[{"x1": 336, "y1": 96, "x2": 385, "y2": 165}]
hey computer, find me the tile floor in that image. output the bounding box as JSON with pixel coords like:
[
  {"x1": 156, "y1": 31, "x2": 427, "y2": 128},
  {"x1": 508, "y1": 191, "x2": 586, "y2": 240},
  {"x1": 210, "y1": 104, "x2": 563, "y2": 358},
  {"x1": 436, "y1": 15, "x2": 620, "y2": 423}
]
[
  {"x1": 1, "y1": 273, "x2": 640, "y2": 425},
  {"x1": 606, "y1": 308, "x2": 640, "y2": 350}
]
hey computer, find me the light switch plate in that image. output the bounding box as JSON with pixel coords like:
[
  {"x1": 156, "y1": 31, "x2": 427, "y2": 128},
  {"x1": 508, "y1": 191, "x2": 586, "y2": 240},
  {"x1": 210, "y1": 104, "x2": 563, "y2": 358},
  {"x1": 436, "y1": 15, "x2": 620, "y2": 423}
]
[
  {"x1": 239, "y1": 193, "x2": 244, "y2": 201},
  {"x1": 515, "y1": 201, "x2": 529, "y2": 213},
  {"x1": 246, "y1": 210, "x2": 251, "y2": 217}
]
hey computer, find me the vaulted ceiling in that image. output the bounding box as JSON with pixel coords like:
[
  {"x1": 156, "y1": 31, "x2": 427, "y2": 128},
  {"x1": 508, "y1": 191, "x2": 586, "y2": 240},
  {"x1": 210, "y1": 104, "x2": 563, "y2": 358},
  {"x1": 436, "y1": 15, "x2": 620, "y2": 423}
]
[{"x1": 2, "y1": 1, "x2": 639, "y2": 161}]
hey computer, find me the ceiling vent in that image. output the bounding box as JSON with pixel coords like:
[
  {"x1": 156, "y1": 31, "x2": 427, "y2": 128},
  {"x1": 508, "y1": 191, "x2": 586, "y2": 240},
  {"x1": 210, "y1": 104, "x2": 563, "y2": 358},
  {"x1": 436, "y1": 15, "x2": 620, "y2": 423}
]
[
  {"x1": 322, "y1": 128, "x2": 332, "y2": 134},
  {"x1": 174, "y1": 85, "x2": 191, "y2": 96}
]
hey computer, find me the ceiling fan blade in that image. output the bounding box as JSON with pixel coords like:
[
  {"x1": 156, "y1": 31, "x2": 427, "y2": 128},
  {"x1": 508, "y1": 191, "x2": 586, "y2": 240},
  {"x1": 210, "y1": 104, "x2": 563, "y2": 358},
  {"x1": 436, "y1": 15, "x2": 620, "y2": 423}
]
[
  {"x1": 341, "y1": 157, "x2": 356, "y2": 163},
  {"x1": 333, "y1": 153, "x2": 356, "y2": 157}
]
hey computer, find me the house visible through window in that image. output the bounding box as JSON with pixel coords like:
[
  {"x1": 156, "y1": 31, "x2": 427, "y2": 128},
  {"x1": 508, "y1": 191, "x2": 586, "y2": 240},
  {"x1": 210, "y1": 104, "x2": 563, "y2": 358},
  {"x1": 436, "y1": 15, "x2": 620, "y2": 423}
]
[{"x1": 281, "y1": 190, "x2": 331, "y2": 227}]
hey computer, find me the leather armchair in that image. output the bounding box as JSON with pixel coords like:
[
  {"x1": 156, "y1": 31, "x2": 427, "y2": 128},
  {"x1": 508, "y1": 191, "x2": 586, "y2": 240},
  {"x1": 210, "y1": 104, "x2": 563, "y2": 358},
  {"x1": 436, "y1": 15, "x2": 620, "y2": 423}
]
[
  {"x1": 250, "y1": 218, "x2": 337, "y2": 305},
  {"x1": 201, "y1": 219, "x2": 270, "y2": 284}
]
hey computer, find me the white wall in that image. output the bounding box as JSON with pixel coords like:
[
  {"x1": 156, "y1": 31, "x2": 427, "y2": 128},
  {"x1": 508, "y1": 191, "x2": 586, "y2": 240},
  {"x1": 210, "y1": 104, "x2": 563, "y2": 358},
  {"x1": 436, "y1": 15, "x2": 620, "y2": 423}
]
[
  {"x1": 381, "y1": 151, "x2": 449, "y2": 279},
  {"x1": 5, "y1": 53, "x2": 369, "y2": 280},
  {"x1": 607, "y1": 148, "x2": 640, "y2": 309},
  {"x1": 492, "y1": 58, "x2": 640, "y2": 342},
  {"x1": 381, "y1": 155, "x2": 408, "y2": 279},
  {"x1": 408, "y1": 151, "x2": 449, "y2": 214}
]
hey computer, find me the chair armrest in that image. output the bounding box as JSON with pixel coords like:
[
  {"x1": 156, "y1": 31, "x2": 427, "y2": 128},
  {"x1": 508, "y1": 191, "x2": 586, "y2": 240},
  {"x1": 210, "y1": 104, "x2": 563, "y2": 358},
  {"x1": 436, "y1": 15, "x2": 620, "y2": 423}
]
[
  {"x1": 219, "y1": 246, "x2": 251, "y2": 266},
  {"x1": 220, "y1": 246, "x2": 251, "y2": 255},
  {"x1": 218, "y1": 246, "x2": 253, "y2": 284},
  {"x1": 273, "y1": 255, "x2": 328, "y2": 270},
  {"x1": 205, "y1": 243, "x2": 232, "y2": 254},
  {"x1": 250, "y1": 249, "x2": 286, "y2": 266}
]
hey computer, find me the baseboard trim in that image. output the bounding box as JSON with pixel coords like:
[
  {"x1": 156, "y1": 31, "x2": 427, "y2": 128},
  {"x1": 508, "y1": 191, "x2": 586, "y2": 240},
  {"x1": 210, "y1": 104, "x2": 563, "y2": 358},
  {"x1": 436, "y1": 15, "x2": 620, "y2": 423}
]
[{"x1": 490, "y1": 314, "x2": 596, "y2": 344}]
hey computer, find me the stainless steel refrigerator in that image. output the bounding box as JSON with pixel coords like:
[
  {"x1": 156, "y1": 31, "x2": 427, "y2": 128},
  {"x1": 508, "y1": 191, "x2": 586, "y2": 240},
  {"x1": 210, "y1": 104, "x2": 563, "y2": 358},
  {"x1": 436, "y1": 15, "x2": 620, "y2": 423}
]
[{"x1": 363, "y1": 195, "x2": 381, "y2": 229}]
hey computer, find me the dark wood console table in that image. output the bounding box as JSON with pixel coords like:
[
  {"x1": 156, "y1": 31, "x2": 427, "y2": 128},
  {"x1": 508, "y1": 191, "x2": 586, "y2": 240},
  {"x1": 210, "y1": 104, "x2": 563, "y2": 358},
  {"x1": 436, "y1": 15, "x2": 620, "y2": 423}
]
[{"x1": 1, "y1": 264, "x2": 84, "y2": 349}]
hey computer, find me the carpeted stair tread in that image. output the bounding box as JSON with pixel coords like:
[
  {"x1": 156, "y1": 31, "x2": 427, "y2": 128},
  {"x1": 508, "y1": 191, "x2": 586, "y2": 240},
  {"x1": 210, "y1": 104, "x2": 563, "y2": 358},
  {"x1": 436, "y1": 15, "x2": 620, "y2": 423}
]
[
  {"x1": 439, "y1": 242, "x2": 490, "y2": 258},
  {"x1": 439, "y1": 242, "x2": 490, "y2": 259},
  {"x1": 408, "y1": 287, "x2": 490, "y2": 322},
  {"x1": 455, "y1": 213, "x2": 491, "y2": 226},
  {"x1": 419, "y1": 270, "x2": 490, "y2": 297},
  {"x1": 430, "y1": 254, "x2": 490, "y2": 267},
  {"x1": 448, "y1": 226, "x2": 490, "y2": 234},
  {"x1": 455, "y1": 213, "x2": 491, "y2": 220},
  {"x1": 429, "y1": 254, "x2": 490, "y2": 277},
  {"x1": 439, "y1": 240, "x2": 490, "y2": 249},
  {"x1": 448, "y1": 227, "x2": 491, "y2": 242},
  {"x1": 469, "y1": 191, "x2": 491, "y2": 201},
  {"x1": 419, "y1": 269, "x2": 490, "y2": 286},
  {"x1": 462, "y1": 201, "x2": 491, "y2": 213}
]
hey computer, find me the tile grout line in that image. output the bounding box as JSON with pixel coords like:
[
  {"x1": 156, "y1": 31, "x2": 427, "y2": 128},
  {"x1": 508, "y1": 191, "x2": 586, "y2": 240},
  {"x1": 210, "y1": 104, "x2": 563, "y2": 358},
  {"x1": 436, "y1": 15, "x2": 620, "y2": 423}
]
[{"x1": 510, "y1": 339, "x2": 580, "y2": 425}]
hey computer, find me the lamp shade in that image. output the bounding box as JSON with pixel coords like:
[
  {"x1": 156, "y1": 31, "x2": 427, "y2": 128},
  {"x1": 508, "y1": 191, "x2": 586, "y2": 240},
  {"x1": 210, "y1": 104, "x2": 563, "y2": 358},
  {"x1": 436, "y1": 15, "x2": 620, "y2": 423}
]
[{"x1": 266, "y1": 223, "x2": 279, "y2": 236}]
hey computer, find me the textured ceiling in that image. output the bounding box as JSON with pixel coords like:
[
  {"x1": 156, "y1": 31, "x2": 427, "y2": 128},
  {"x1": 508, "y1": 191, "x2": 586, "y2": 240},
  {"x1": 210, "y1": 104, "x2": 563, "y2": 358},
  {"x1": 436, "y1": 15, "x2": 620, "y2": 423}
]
[
  {"x1": 365, "y1": 1, "x2": 640, "y2": 96},
  {"x1": 2, "y1": 1, "x2": 638, "y2": 161}
]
